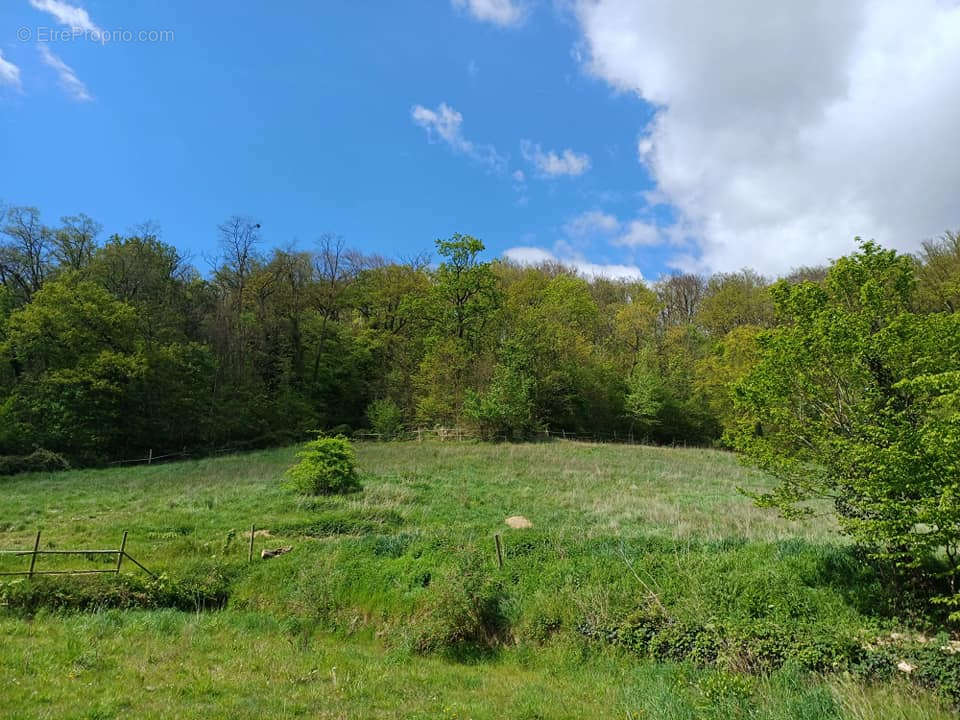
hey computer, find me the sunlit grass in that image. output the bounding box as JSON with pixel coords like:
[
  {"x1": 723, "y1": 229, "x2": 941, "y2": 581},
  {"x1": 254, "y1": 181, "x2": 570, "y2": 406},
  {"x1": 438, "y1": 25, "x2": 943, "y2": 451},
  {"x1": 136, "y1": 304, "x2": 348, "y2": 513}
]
[{"x1": 0, "y1": 441, "x2": 950, "y2": 719}]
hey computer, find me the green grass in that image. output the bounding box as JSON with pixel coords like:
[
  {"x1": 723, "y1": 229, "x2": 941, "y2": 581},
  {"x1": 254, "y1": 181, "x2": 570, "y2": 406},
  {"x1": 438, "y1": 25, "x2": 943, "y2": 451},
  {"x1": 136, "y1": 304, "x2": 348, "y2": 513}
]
[{"x1": 0, "y1": 440, "x2": 955, "y2": 718}]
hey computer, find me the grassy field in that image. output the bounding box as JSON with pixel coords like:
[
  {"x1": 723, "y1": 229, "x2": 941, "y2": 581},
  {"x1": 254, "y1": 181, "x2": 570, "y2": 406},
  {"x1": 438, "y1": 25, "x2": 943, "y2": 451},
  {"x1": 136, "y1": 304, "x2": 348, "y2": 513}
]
[{"x1": 0, "y1": 441, "x2": 954, "y2": 719}]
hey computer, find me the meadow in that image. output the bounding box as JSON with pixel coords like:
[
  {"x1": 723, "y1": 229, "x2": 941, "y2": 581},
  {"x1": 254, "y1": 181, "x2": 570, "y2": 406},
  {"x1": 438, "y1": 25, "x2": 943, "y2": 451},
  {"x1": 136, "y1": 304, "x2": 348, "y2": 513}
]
[{"x1": 0, "y1": 440, "x2": 955, "y2": 719}]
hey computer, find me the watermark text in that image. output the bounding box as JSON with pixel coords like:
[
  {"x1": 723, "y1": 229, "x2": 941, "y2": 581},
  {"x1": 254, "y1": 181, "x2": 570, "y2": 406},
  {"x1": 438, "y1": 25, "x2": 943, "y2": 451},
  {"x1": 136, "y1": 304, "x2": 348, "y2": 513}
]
[{"x1": 18, "y1": 26, "x2": 175, "y2": 45}]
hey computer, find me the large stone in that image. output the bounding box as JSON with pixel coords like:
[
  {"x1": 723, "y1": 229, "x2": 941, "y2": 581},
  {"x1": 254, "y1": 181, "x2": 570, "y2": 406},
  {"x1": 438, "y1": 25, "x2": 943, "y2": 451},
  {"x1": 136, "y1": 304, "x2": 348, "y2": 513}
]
[{"x1": 505, "y1": 515, "x2": 533, "y2": 529}]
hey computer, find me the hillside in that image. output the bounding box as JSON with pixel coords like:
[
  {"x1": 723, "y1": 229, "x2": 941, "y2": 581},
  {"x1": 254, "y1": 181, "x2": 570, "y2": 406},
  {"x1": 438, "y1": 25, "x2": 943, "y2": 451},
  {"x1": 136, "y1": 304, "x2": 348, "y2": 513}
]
[{"x1": 0, "y1": 441, "x2": 954, "y2": 719}]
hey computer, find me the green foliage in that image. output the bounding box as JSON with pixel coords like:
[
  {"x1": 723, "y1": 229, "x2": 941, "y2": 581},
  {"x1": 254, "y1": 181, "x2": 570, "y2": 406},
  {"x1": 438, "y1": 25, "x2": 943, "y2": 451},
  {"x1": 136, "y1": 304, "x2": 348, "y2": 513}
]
[
  {"x1": 0, "y1": 571, "x2": 231, "y2": 615},
  {"x1": 732, "y1": 241, "x2": 960, "y2": 614},
  {"x1": 696, "y1": 325, "x2": 762, "y2": 437},
  {"x1": 414, "y1": 337, "x2": 473, "y2": 426},
  {"x1": 285, "y1": 435, "x2": 361, "y2": 495},
  {"x1": 696, "y1": 269, "x2": 773, "y2": 336},
  {"x1": 431, "y1": 233, "x2": 500, "y2": 347},
  {"x1": 916, "y1": 231, "x2": 960, "y2": 313},
  {"x1": 625, "y1": 365, "x2": 665, "y2": 436},
  {"x1": 2, "y1": 202, "x2": 959, "y2": 480},
  {"x1": 0, "y1": 448, "x2": 69, "y2": 476},
  {"x1": 464, "y1": 364, "x2": 539, "y2": 440},
  {"x1": 367, "y1": 397, "x2": 405, "y2": 439},
  {"x1": 404, "y1": 562, "x2": 511, "y2": 657},
  {"x1": 855, "y1": 639, "x2": 960, "y2": 705}
]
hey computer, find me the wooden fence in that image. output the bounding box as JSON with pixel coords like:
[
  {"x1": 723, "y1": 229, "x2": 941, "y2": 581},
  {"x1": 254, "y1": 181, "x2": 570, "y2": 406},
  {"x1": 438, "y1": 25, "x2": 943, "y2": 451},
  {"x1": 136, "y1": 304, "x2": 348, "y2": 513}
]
[
  {"x1": 353, "y1": 426, "x2": 654, "y2": 445},
  {"x1": 0, "y1": 531, "x2": 155, "y2": 578}
]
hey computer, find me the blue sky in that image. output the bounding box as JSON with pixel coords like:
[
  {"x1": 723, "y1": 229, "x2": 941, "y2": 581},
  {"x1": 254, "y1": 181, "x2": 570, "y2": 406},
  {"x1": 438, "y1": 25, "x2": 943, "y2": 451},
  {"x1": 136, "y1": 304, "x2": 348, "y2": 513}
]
[
  {"x1": 3, "y1": 1, "x2": 959, "y2": 279},
  {"x1": 0, "y1": 0, "x2": 674, "y2": 279}
]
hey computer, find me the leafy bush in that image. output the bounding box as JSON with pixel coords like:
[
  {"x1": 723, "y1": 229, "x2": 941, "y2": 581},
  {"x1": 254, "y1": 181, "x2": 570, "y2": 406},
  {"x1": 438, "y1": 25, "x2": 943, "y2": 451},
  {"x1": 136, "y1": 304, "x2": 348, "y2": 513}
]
[
  {"x1": 0, "y1": 572, "x2": 230, "y2": 615},
  {"x1": 367, "y1": 398, "x2": 404, "y2": 440},
  {"x1": 285, "y1": 434, "x2": 361, "y2": 495},
  {"x1": 855, "y1": 638, "x2": 960, "y2": 704},
  {"x1": 0, "y1": 448, "x2": 70, "y2": 476},
  {"x1": 732, "y1": 241, "x2": 960, "y2": 616},
  {"x1": 405, "y1": 566, "x2": 511, "y2": 657},
  {"x1": 578, "y1": 607, "x2": 864, "y2": 675}
]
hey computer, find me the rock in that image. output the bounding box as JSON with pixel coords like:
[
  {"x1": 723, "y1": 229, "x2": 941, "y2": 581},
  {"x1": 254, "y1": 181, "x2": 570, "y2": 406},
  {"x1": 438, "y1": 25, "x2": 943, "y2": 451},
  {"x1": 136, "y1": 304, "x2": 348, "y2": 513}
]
[
  {"x1": 897, "y1": 660, "x2": 915, "y2": 674},
  {"x1": 261, "y1": 546, "x2": 293, "y2": 559},
  {"x1": 505, "y1": 515, "x2": 533, "y2": 529}
]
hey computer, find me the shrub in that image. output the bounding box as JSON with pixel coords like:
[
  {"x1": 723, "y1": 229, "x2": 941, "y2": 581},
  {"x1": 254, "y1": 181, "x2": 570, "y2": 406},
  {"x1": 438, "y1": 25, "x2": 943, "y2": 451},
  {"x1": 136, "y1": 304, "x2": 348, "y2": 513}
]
[
  {"x1": 367, "y1": 398, "x2": 404, "y2": 440},
  {"x1": 0, "y1": 571, "x2": 230, "y2": 615},
  {"x1": 0, "y1": 449, "x2": 70, "y2": 477},
  {"x1": 854, "y1": 638, "x2": 960, "y2": 704},
  {"x1": 285, "y1": 434, "x2": 361, "y2": 495},
  {"x1": 405, "y1": 566, "x2": 511, "y2": 657},
  {"x1": 578, "y1": 607, "x2": 864, "y2": 675}
]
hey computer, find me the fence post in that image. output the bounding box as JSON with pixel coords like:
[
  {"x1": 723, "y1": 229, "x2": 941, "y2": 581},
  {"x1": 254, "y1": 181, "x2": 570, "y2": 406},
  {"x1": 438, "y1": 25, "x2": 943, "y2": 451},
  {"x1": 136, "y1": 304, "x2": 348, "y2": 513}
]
[
  {"x1": 148, "y1": 449, "x2": 153, "y2": 464},
  {"x1": 248, "y1": 524, "x2": 255, "y2": 563},
  {"x1": 28, "y1": 530, "x2": 41, "y2": 578},
  {"x1": 116, "y1": 531, "x2": 128, "y2": 573},
  {"x1": 494, "y1": 533, "x2": 504, "y2": 569}
]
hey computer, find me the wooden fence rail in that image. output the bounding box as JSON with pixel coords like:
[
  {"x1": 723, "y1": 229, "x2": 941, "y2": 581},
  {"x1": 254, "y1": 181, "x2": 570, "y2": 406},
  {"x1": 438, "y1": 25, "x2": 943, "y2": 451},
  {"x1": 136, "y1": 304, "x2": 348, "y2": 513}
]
[
  {"x1": 0, "y1": 530, "x2": 155, "y2": 578},
  {"x1": 353, "y1": 426, "x2": 652, "y2": 445}
]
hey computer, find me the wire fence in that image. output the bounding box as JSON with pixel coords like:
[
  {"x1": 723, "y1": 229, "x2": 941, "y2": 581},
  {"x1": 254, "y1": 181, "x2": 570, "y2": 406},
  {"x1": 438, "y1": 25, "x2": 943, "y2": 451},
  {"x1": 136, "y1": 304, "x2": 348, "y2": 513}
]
[
  {"x1": 353, "y1": 426, "x2": 665, "y2": 446},
  {"x1": 102, "y1": 425, "x2": 701, "y2": 468}
]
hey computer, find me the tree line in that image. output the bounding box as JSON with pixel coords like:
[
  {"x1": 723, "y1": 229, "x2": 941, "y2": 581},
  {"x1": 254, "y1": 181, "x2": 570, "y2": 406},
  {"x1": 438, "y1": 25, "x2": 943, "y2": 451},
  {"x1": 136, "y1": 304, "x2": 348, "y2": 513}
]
[{"x1": 1, "y1": 203, "x2": 958, "y2": 470}]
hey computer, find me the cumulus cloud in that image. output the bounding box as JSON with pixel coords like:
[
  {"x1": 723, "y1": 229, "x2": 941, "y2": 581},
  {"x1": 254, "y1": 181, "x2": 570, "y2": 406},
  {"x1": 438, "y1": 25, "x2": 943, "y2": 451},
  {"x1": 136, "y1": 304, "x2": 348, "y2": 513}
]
[
  {"x1": 614, "y1": 219, "x2": 663, "y2": 247},
  {"x1": 411, "y1": 102, "x2": 506, "y2": 172},
  {"x1": 29, "y1": 0, "x2": 101, "y2": 33},
  {"x1": 574, "y1": 0, "x2": 960, "y2": 274},
  {"x1": 503, "y1": 245, "x2": 644, "y2": 280},
  {"x1": 564, "y1": 209, "x2": 619, "y2": 237},
  {"x1": 38, "y1": 44, "x2": 92, "y2": 102},
  {"x1": 563, "y1": 210, "x2": 667, "y2": 249},
  {"x1": 0, "y1": 50, "x2": 21, "y2": 89},
  {"x1": 452, "y1": 0, "x2": 527, "y2": 26},
  {"x1": 521, "y1": 141, "x2": 591, "y2": 177}
]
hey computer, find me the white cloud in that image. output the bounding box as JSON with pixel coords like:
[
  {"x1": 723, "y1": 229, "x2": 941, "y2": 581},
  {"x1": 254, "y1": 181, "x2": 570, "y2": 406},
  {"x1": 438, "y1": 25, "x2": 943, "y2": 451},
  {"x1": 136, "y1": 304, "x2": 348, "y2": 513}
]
[
  {"x1": 521, "y1": 140, "x2": 591, "y2": 177},
  {"x1": 512, "y1": 169, "x2": 525, "y2": 183},
  {"x1": 452, "y1": 0, "x2": 527, "y2": 26},
  {"x1": 574, "y1": 0, "x2": 960, "y2": 274},
  {"x1": 503, "y1": 245, "x2": 644, "y2": 281},
  {"x1": 563, "y1": 210, "x2": 667, "y2": 249},
  {"x1": 504, "y1": 246, "x2": 555, "y2": 265},
  {"x1": 564, "y1": 209, "x2": 619, "y2": 237},
  {"x1": 614, "y1": 219, "x2": 662, "y2": 247},
  {"x1": 411, "y1": 102, "x2": 506, "y2": 172},
  {"x1": 28, "y1": 0, "x2": 102, "y2": 33},
  {"x1": 0, "y1": 50, "x2": 21, "y2": 90},
  {"x1": 38, "y1": 44, "x2": 92, "y2": 102}
]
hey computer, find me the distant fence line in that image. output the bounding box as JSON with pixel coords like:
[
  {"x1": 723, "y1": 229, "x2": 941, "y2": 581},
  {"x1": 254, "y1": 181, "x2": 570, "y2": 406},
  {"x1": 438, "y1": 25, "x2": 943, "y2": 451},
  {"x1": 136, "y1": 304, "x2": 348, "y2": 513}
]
[
  {"x1": 353, "y1": 426, "x2": 663, "y2": 446},
  {"x1": 103, "y1": 426, "x2": 697, "y2": 467},
  {"x1": 107, "y1": 440, "x2": 296, "y2": 467}
]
